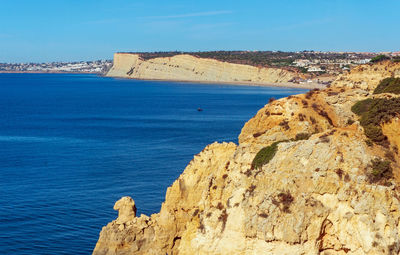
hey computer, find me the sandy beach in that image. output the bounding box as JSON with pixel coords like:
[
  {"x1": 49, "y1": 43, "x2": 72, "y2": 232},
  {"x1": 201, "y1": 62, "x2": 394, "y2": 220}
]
[
  {"x1": 0, "y1": 71, "x2": 329, "y2": 89},
  {"x1": 111, "y1": 76, "x2": 328, "y2": 89}
]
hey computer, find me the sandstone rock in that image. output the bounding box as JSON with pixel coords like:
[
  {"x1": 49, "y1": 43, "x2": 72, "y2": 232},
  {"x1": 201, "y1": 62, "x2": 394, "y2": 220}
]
[
  {"x1": 93, "y1": 61, "x2": 400, "y2": 255},
  {"x1": 114, "y1": 197, "x2": 137, "y2": 224},
  {"x1": 106, "y1": 53, "x2": 298, "y2": 85},
  {"x1": 382, "y1": 117, "x2": 400, "y2": 153},
  {"x1": 332, "y1": 61, "x2": 400, "y2": 91}
]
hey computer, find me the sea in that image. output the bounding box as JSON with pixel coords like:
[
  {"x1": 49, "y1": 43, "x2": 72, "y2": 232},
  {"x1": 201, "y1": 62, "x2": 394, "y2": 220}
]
[{"x1": 0, "y1": 73, "x2": 307, "y2": 254}]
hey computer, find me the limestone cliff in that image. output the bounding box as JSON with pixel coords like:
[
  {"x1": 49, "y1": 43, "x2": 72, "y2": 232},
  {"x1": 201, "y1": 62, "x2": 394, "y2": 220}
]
[
  {"x1": 106, "y1": 53, "x2": 298, "y2": 84},
  {"x1": 94, "y1": 62, "x2": 400, "y2": 255},
  {"x1": 332, "y1": 61, "x2": 400, "y2": 91}
]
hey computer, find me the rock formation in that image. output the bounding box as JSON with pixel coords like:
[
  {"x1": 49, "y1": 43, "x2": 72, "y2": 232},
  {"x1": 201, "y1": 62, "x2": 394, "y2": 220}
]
[
  {"x1": 93, "y1": 61, "x2": 400, "y2": 255},
  {"x1": 114, "y1": 197, "x2": 137, "y2": 225},
  {"x1": 106, "y1": 53, "x2": 298, "y2": 85},
  {"x1": 333, "y1": 61, "x2": 400, "y2": 91}
]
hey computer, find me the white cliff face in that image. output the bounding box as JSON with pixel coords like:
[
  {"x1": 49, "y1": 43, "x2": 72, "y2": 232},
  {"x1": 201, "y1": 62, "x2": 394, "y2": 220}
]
[
  {"x1": 106, "y1": 53, "x2": 297, "y2": 84},
  {"x1": 93, "y1": 62, "x2": 400, "y2": 255},
  {"x1": 106, "y1": 54, "x2": 141, "y2": 78}
]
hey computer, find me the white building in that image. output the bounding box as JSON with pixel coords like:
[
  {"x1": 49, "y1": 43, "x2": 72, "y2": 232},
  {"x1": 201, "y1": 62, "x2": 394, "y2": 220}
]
[{"x1": 307, "y1": 66, "x2": 324, "y2": 72}]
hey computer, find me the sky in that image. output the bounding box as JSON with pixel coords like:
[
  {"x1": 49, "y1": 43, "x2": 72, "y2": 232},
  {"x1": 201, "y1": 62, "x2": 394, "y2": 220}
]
[{"x1": 0, "y1": 0, "x2": 399, "y2": 63}]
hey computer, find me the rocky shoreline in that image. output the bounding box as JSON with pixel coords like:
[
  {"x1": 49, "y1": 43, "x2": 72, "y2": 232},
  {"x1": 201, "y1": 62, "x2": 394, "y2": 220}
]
[{"x1": 93, "y1": 61, "x2": 400, "y2": 255}]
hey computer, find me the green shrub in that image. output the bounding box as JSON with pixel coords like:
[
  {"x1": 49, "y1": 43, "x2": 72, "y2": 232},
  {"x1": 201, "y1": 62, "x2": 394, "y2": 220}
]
[
  {"x1": 370, "y1": 55, "x2": 390, "y2": 63},
  {"x1": 251, "y1": 142, "x2": 280, "y2": 169},
  {"x1": 368, "y1": 158, "x2": 392, "y2": 183},
  {"x1": 351, "y1": 98, "x2": 373, "y2": 115},
  {"x1": 363, "y1": 124, "x2": 387, "y2": 144},
  {"x1": 373, "y1": 77, "x2": 400, "y2": 94},
  {"x1": 298, "y1": 67, "x2": 308, "y2": 73},
  {"x1": 252, "y1": 132, "x2": 315, "y2": 170},
  {"x1": 352, "y1": 98, "x2": 400, "y2": 145}
]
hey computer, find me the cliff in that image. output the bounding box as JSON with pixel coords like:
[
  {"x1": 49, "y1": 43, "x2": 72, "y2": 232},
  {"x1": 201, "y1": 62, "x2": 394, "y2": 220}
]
[
  {"x1": 94, "y1": 61, "x2": 400, "y2": 255},
  {"x1": 332, "y1": 61, "x2": 400, "y2": 91},
  {"x1": 106, "y1": 53, "x2": 299, "y2": 85}
]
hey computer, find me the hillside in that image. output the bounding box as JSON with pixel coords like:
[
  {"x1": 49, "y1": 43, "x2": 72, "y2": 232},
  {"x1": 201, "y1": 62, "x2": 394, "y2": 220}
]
[
  {"x1": 119, "y1": 51, "x2": 376, "y2": 71},
  {"x1": 94, "y1": 61, "x2": 400, "y2": 255},
  {"x1": 105, "y1": 53, "x2": 307, "y2": 86}
]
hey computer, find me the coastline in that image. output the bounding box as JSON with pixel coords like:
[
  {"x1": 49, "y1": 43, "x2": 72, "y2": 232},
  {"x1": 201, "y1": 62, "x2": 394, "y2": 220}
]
[
  {"x1": 94, "y1": 61, "x2": 400, "y2": 255},
  {"x1": 109, "y1": 76, "x2": 328, "y2": 89},
  {"x1": 0, "y1": 71, "x2": 328, "y2": 89},
  {"x1": 0, "y1": 71, "x2": 101, "y2": 74}
]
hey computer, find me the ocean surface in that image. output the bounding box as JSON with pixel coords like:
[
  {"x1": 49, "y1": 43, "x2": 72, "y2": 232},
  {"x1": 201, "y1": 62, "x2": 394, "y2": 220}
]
[{"x1": 0, "y1": 73, "x2": 307, "y2": 254}]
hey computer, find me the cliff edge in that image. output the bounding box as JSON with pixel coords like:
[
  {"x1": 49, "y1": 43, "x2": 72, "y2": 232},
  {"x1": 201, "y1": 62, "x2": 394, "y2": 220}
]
[
  {"x1": 106, "y1": 53, "x2": 299, "y2": 85},
  {"x1": 94, "y1": 61, "x2": 400, "y2": 255}
]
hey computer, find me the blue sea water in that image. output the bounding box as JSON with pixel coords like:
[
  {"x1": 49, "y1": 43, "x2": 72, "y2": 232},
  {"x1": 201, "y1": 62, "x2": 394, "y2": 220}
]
[{"x1": 0, "y1": 73, "x2": 307, "y2": 254}]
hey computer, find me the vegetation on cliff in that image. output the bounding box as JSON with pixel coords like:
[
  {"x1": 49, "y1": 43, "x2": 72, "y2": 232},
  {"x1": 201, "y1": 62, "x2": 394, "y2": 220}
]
[
  {"x1": 352, "y1": 97, "x2": 400, "y2": 146},
  {"x1": 368, "y1": 158, "x2": 393, "y2": 184},
  {"x1": 132, "y1": 51, "x2": 296, "y2": 68},
  {"x1": 251, "y1": 133, "x2": 311, "y2": 170},
  {"x1": 119, "y1": 50, "x2": 373, "y2": 73},
  {"x1": 251, "y1": 141, "x2": 280, "y2": 170},
  {"x1": 369, "y1": 55, "x2": 400, "y2": 64},
  {"x1": 370, "y1": 54, "x2": 391, "y2": 63},
  {"x1": 351, "y1": 99, "x2": 374, "y2": 116},
  {"x1": 373, "y1": 77, "x2": 400, "y2": 94},
  {"x1": 94, "y1": 60, "x2": 400, "y2": 255}
]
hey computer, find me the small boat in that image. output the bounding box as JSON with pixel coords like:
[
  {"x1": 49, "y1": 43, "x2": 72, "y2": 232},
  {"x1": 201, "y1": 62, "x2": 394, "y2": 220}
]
[{"x1": 197, "y1": 108, "x2": 203, "y2": 112}]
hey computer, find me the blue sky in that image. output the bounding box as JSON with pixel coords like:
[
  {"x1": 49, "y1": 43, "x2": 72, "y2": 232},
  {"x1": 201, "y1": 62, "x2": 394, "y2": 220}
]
[{"x1": 0, "y1": 0, "x2": 399, "y2": 63}]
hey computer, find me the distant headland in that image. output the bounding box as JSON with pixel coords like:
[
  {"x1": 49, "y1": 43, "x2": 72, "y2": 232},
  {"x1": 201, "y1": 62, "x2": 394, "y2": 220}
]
[
  {"x1": 105, "y1": 51, "x2": 400, "y2": 89},
  {"x1": 3, "y1": 51, "x2": 400, "y2": 89}
]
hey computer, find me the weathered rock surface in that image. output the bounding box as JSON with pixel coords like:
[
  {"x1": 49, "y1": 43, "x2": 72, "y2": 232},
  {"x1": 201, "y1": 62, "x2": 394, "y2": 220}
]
[
  {"x1": 333, "y1": 61, "x2": 400, "y2": 91},
  {"x1": 106, "y1": 53, "x2": 298, "y2": 85},
  {"x1": 383, "y1": 118, "x2": 400, "y2": 152},
  {"x1": 94, "y1": 62, "x2": 400, "y2": 255},
  {"x1": 114, "y1": 197, "x2": 137, "y2": 225}
]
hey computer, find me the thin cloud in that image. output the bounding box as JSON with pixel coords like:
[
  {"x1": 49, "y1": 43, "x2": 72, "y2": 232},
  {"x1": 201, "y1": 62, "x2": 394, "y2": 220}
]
[
  {"x1": 272, "y1": 18, "x2": 333, "y2": 32},
  {"x1": 191, "y1": 22, "x2": 235, "y2": 31},
  {"x1": 138, "y1": 10, "x2": 233, "y2": 20}
]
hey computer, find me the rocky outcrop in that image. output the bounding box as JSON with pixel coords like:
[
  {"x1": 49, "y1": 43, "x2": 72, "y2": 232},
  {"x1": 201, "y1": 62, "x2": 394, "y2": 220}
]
[
  {"x1": 106, "y1": 53, "x2": 298, "y2": 85},
  {"x1": 332, "y1": 61, "x2": 400, "y2": 91},
  {"x1": 94, "y1": 62, "x2": 400, "y2": 255},
  {"x1": 114, "y1": 197, "x2": 137, "y2": 225},
  {"x1": 383, "y1": 118, "x2": 400, "y2": 153}
]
